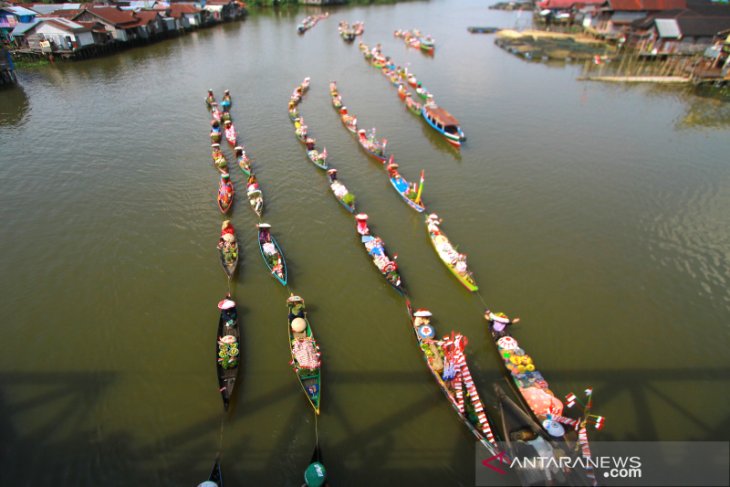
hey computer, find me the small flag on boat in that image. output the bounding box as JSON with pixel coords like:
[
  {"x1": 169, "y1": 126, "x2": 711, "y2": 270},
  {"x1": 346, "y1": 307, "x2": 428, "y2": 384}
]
[
  {"x1": 321, "y1": 147, "x2": 328, "y2": 159},
  {"x1": 416, "y1": 169, "x2": 425, "y2": 203},
  {"x1": 593, "y1": 416, "x2": 605, "y2": 430},
  {"x1": 585, "y1": 388, "x2": 593, "y2": 396}
]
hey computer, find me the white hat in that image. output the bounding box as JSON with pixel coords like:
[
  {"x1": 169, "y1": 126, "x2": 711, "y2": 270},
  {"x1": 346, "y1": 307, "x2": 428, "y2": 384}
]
[
  {"x1": 234, "y1": 146, "x2": 243, "y2": 151},
  {"x1": 355, "y1": 214, "x2": 368, "y2": 220},
  {"x1": 414, "y1": 310, "x2": 432, "y2": 317},
  {"x1": 257, "y1": 223, "x2": 271, "y2": 229},
  {"x1": 217, "y1": 298, "x2": 236, "y2": 310},
  {"x1": 291, "y1": 317, "x2": 307, "y2": 333}
]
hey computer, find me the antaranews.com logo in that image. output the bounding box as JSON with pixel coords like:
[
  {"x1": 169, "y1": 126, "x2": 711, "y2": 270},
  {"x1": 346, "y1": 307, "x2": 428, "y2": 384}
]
[{"x1": 476, "y1": 441, "x2": 729, "y2": 486}]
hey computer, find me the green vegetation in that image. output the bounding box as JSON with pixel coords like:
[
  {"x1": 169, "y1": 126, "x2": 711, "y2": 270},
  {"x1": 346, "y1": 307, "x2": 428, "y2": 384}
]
[{"x1": 12, "y1": 58, "x2": 51, "y2": 69}]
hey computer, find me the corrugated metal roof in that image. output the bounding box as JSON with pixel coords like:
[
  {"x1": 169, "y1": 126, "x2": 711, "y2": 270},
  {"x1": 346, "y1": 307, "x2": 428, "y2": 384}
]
[
  {"x1": 5, "y1": 6, "x2": 39, "y2": 17},
  {"x1": 609, "y1": 0, "x2": 687, "y2": 10},
  {"x1": 656, "y1": 18, "x2": 682, "y2": 36},
  {"x1": 10, "y1": 19, "x2": 40, "y2": 35}
]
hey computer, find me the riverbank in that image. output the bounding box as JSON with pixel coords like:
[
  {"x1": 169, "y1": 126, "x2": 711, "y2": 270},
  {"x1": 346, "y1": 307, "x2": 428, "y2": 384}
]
[{"x1": 495, "y1": 29, "x2": 615, "y2": 62}]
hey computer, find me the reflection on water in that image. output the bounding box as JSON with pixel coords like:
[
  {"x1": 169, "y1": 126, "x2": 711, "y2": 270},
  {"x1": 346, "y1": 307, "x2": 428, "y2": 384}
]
[{"x1": 0, "y1": 84, "x2": 29, "y2": 128}]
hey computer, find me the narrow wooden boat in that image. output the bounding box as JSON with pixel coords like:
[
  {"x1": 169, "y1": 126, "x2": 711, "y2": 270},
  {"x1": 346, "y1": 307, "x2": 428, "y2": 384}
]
[
  {"x1": 224, "y1": 122, "x2": 237, "y2": 147},
  {"x1": 355, "y1": 214, "x2": 405, "y2": 294},
  {"x1": 422, "y1": 103, "x2": 466, "y2": 148},
  {"x1": 287, "y1": 295, "x2": 322, "y2": 415},
  {"x1": 407, "y1": 74, "x2": 418, "y2": 88},
  {"x1": 307, "y1": 147, "x2": 328, "y2": 170},
  {"x1": 386, "y1": 163, "x2": 426, "y2": 213},
  {"x1": 211, "y1": 144, "x2": 228, "y2": 173},
  {"x1": 484, "y1": 310, "x2": 603, "y2": 468},
  {"x1": 257, "y1": 223, "x2": 287, "y2": 286},
  {"x1": 425, "y1": 214, "x2": 478, "y2": 291},
  {"x1": 210, "y1": 103, "x2": 222, "y2": 122},
  {"x1": 205, "y1": 90, "x2": 216, "y2": 108},
  {"x1": 405, "y1": 302, "x2": 501, "y2": 456},
  {"x1": 468, "y1": 26, "x2": 500, "y2": 34},
  {"x1": 301, "y1": 77, "x2": 310, "y2": 93},
  {"x1": 204, "y1": 455, "x2": 223, "y2": 486},
  {"x1": 216, "y1": 295, "x2": 240, "y2": 411},
  {"x1": 217, "y1": 174, "x2": 234, "y2": 214},
  {"x1": 419, "y1": 36, "x2": 435, "y2": 54},
  {"x1": 246, "y1": 174, "x2": 264, "y2": 217},
  {"x1": 303, "y1": 443, "x2": 327, "y2": 487},
  {"x1": 416, "y1": 85, "x2": 429, "y2": 100},
  {"x1": 327, "y1": 169, "x2": 356, "y2": 213},
  {"x1": 235, "y1": 146, "x2": 252, "y2": 176},
  {"x1": 356, "y1": 128, "x2": 388, "y2": 164},
  {"x1": 493, "y1": 383, "x2": 595, "y2": 487},
  {"x1": 218, "y1": 221, "x2": 238, "y2": 279},
  {"x1": 405, "y1": 94, "x2": 422, "y2": 115},
  {"x1": 339, "y1": 107, "x2": 358, "y2": 133},
  {"x1": 397, "y1": 83, "x2": 407, "y2": 101}
]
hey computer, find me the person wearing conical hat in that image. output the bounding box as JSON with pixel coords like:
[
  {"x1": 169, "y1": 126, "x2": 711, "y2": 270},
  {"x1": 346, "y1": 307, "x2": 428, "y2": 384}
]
[{"x1": 484, "y1": 309, "x2": 519, "y2": 339}]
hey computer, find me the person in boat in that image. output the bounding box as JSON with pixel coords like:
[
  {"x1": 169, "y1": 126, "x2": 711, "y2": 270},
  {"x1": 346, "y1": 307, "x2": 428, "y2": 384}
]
[
  {"x1": 219, "y1": 173, "x2": 233, "y2": 203},
  {"x1": 327, "y1": 168, "x2": 337, "y2": 183},
  {"x1": 259, "y1": 224, "x2": 271, "y2": 245},
  {"x1": 211, "y1": 119, "x2": 221, "y2": 133},
  {"x1": 246, "y1": 174, "x2": 259, "y2": 192},
  {"x1": 206, "y1": 89, "x2": 215, "y2": 106},
  {"x1": 288, "y1": 296, "x2": 305, "y2": 321},
  {"x1": 305, "y1": 137, "x2": 316, "y2": 151},
  {"x1": 218, "y1": 221, "x2": 237, "y2": 263},
  {"x1": 235, "y1": 145, "x2": 245, "y2": 160},
  {"x1": 221, "y1": 89, "x2": 232, "y2": 109},
  {"x1": 484, "y1": 310, "x2": 520, "y2": 339},
  {"x1": 211, "y1": 143, "x2": 227, "y2": 169}
]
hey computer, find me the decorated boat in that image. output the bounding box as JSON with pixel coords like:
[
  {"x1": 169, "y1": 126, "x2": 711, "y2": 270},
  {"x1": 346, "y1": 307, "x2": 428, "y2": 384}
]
[
  {"x1": 224, "y1": 120, "x2": 237, "y2": 146},
  {"x1": 220, "y1": 89, "x2": 232, "y2": 111},
  {"x1": 217, "y1": 173, "x2": 234, "y2": 214},
  {"x1": 416, "y1": 85, "x2": 430, "y2": 100},
  {"x1": 216, "y1": 295, "x2": 240, "y2": 411},
  {"x1": 327, "y1": 169, "x2": 356, "y2": 213},
  {"x1": 301, "y1": 77, "x2": 310, "y2": 92},
  {"x1": 286, "y1": 295, "x2": 322, "y2": 414},
  {"x1": 210, "y1": 103, "x2": 222, "y2": 122},
  {"x1": 353, "y1": 21, "x2": 364, "y2": 36},
  {"x1": 397, "y1": 83, "x2": 407, "y2": 101},
  {"x1": 235, "y1": 146, "x2": 252, "y2": 176},
  {"x1": 339, "y1": 21, "x2": 356, "y2": 42},
  {"x1": 422, "y1": 102, "x2": 466, "y2": 148},
  {"x1": 425, "y1": 214, "x2": 477, "y2": 291},
  {"x1": 493, "y1": 384, "x2": 595, "y2": 487},
  {"x1": 356, "y1": 128, "x2": 387, "y2": 164},
  {"x1": 405, "y1": 93, "x2": 422, "y2": 115},
  {"x1": 386, "y1": 162, "x2": 425, "y2": 213},
  {"x1": 257, "y1": 223, "x2": 287, "y2": 286},
  {"x1": 355, "y1": 214, "x2": 404, "y2": 294},
  {"x1": 484, "y1": 309, "x2": 605, "y2": 484},
  {"x1": 405, "y1": 302, "x2": 501, "y2": 456},
  {"x1": 205, "y1": 89, "x2": 216, "y2": 108},
  {"x1": 329, "y1": 81, "x2": 343, "y2": 109},
  {"x1": 211, "y1": 143, "x2": 228, "y2": 173},
  {"x1": 307, "y1": 147, "x2": 328, "y2": 170},
  {"x1": 407, "y1": 74, "x2": 418, "y2": 88},
  {"x1": 246, "y1": 174, "x2": 264, "y2": 217},
  {"x1": 419, "y1": 35, "x2": 435, "y2": 54},
  {"x1": 210, "y1": 120, "x2": 222, "y2": 144},
  {"x1": 217, "y1": 220, "x2": 238, "y2": 279},
  {"x1": 338, "y1": 107, "x2": 358, "y2": 133},
  {"x1": 203, "y1": 456, "x2": 223, "y2": 487}
]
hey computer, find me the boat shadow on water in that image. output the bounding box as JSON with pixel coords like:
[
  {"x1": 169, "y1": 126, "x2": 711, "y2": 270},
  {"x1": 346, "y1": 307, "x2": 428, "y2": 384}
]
[{"x1": 419, "y1": 122, "x2": 462, "y2": 161}]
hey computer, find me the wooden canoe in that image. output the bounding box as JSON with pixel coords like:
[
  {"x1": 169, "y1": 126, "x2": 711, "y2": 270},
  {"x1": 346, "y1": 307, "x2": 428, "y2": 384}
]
[
  {"x1": 216, "y1": 296, "x2": 240, "y2": 411},
  {"x1": 287, "y1": 295, "x2": 322, "y2": 415}
]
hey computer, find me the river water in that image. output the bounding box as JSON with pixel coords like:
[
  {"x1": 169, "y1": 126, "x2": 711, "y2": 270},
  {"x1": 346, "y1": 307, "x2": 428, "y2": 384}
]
[{"x1": 1, "y1": 1, "x2": 728, "y2": 485}]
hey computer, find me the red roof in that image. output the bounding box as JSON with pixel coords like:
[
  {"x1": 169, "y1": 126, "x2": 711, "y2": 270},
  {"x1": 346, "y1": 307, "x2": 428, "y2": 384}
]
[
  {"x1": 538, "y1": 0, "x2": 606, "y2": 9},
  {"x1": 134, "y1": 10, "x2": 160, "y2": 25},
  {"x1": 75, "y1": 20, "x2": 107, "y2": 33},
  {"x1": 80, "y1": 6, "x2": 140, "y2": 27},
  {"x1": 425, "y1": 106, "x2": 460, "y2": 127},
  {"x1": 608, "y1": 0, "x2": 687, "y2": 11},
  {"x1": 169, "y1": 4, "x2": 201, "y2": 17},
  {"x1": 47, "y1": 9, "x2": 83, "y2": 19}
]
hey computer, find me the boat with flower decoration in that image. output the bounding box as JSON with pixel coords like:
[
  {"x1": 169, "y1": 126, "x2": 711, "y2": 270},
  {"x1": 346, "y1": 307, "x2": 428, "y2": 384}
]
[
  {"x1": 405, "y1": 302, "x2": 501, "y2": 455},
  {"x1": 257, "y1": 223, "x2": 287, "y2": 286},
  {"x1": 216, "y1": 295, "x2": 241, "y2": 411},
  {"x1": 327, "y1": 169, "x2": 356, "y2": 213},
  {"x1": 356, "y1": 214, "x2": 404, "y2": 294},
  {"x1": 484, "y1": 311, "x2": 606, "y2": 484},
  {"x1": 425, "y1": 214, "x2": 477, "y2": 291},
  {"x1": 386, "y1": 162, "x2": 425, "y2": 213},
  {"x1": 287, "y1": 295, "x2": 322, "y2": 414}
]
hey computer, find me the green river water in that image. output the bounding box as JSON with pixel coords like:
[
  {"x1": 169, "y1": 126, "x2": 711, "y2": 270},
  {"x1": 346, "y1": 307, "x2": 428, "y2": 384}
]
[{"x1": 0, "y1": 1, "x2": 728, "y2": 485}]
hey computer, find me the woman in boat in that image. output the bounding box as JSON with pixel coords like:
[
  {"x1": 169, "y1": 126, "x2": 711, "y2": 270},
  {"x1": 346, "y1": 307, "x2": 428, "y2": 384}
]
[
  {"x1": 219, "y1": 173, "x2": 233, "y2": 206},
  {"x1": 246, "y1": 174, "x2": 259, "y2": 192},
  {"x1": 221, "y1": 90, "x2": 232, "y2": 110},
  {"x1": 259, "y1": 224, "x2": 271, "y2": 245},
  {"x1": 205, "y1": 89, "x2": 215, "y2": 106},
  {"x1": 305, "y1": 137, "x2": 316, "y2": 151},
  {"x1": 218, "y1": 221, "x2": 237, "y2": 264},
  {"x1": 327, "y1": 169, "x2": 338, "y2": 183},
  {"x1": 484, "y1": 310, "x2": 520, "y2": 339},
  {"x1": 212, "y1": 145, "x2": 227, "y2": 172},
  {"x1": 211, "y1": 119, "x2": 221, "y2": 134}
]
